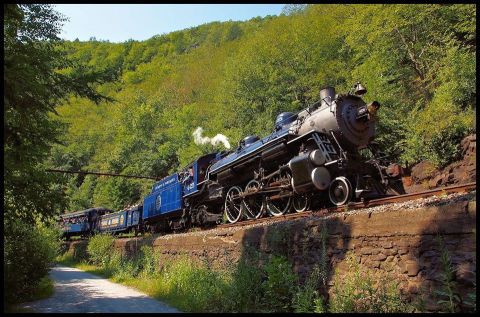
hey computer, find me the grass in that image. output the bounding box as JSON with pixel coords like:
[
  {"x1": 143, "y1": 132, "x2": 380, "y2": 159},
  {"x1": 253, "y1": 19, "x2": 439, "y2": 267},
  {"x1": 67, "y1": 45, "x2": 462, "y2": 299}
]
[{"x1": 31, "y1": 276, "x2": 55, "y2": 302}]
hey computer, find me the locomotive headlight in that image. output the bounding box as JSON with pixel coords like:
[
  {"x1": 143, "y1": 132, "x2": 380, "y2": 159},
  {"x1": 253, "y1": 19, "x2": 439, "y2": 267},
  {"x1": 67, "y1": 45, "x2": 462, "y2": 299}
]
[{"x1": 356, "y1": 105, "x2": 369, "y2": 121}]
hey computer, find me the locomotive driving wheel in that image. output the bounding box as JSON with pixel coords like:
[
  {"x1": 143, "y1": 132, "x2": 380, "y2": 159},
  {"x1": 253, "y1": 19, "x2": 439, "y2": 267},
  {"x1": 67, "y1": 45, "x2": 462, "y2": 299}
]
[
  {"x1": 328, "y1": 177, "x2": 352, "y2": 206},
  {"x1": 293, "y1": 194, "x2": 310, "y2": 213},
  {"x1": 224, "y1": 186, "x2": 244, "y2": 223},
  {"x1": 266, "y1": 170, "x2": 293, "y2": 217},
  {"x1": 243, "y1": 180, "x2": 265, "y2": 219}
]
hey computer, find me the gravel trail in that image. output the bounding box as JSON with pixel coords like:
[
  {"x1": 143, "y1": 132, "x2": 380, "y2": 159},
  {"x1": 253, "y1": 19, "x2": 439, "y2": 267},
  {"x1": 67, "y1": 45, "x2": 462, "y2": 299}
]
[{"x1": 20, "y1": 265, "x2": 180, "y2": 313}]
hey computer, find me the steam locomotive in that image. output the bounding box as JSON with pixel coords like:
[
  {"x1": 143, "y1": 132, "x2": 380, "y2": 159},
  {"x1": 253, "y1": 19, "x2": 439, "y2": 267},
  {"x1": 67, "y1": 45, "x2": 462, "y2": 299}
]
[{"x1": 60, "y1": 83, "x2": 405, "y2": 237}]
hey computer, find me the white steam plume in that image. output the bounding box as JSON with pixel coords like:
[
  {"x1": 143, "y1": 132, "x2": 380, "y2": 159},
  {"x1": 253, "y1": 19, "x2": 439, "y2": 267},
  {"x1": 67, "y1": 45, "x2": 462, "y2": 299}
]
[{"x1": 193, "y1": 127, "x2": 231, "y2": 149}]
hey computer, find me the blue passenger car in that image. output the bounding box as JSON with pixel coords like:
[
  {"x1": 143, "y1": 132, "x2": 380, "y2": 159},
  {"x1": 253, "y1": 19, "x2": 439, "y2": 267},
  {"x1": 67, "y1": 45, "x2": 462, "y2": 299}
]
[
  {"x1": 60, "y1": 207, "x2": 112, "y2": 239},
  {"x1": 98, "y1": 210, "x2": 128, "y2": 233},
  {"x1": 98, "y1": 205, "x2": 143, "y2": 235}
]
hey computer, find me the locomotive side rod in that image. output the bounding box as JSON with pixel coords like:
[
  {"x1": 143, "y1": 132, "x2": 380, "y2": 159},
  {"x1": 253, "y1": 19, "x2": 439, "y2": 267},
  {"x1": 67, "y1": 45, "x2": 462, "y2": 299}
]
[{"x1": 235, "y1": 186, "x2": 292, "y2": 199}]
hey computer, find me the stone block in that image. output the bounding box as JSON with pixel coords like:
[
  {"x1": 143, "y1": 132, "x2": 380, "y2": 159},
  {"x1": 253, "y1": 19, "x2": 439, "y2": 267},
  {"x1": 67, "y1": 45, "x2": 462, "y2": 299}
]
[
  {"x1": 407, "y1": 281, "x2": 421, "y2": 294},
  {"x1": 380, "y1": 261, "x2": 396, "y2": 272},
  {"x1": 366, "y1": 260, "x2": 381, "y2": 269},
  {"x1": 399, "y1": 248, "x2": 409, "y2": 255},
  {"x1": 375, "y1": 253, "x2": 387, "y2": 261},
  {"x1": 385, "y1": 248, "x2": 398, "y2": 256},
  {"x1": 381, "y1": 241, "x2": 393, "y2": 249},
  {"x1": 395, "y1": 239, "x2": 411, "y2": 248},
  {"x1": 411, "y1": 161, "x2": 436, "y2": 182},
  {"x1": 455, "y1": 262, "x2": 476, "y2": 286},
  {"x1": 361, "y1": 247, "x2": 373, "y2": 255},
  {"x1": 405, "y1": 260, "x2": 420, "y2": 277},
  {"x1": 428, "y1": 175, "x2": 443, "y2": 188}
]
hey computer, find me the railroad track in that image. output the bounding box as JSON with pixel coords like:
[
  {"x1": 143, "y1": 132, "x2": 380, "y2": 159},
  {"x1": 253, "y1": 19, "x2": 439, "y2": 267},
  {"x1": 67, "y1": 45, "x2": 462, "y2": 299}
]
[
  {"x1": 214, "y1": 182, "x2": 477, "y2": 230},
  {"x1": 81, "y1": 182, "x2": 475, "y2": 241}
]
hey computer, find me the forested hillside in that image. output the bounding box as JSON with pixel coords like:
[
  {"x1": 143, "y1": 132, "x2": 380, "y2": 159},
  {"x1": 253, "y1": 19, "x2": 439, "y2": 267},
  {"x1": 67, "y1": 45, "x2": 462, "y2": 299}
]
[{"x1": 47, "y1": 4, "x2": 476, "y2": 212}]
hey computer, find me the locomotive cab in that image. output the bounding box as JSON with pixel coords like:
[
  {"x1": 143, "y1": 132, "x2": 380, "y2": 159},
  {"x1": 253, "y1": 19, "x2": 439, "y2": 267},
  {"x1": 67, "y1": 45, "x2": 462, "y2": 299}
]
[{"x1": 181, "y1": 153, "x2": 219, "y2": 196}]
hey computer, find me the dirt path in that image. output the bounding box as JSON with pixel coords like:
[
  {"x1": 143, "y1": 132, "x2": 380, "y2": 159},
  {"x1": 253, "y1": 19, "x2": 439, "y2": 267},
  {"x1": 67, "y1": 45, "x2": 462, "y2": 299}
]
[{"x1": 20, "y1": 265, "x2": 180, "y2": 313}]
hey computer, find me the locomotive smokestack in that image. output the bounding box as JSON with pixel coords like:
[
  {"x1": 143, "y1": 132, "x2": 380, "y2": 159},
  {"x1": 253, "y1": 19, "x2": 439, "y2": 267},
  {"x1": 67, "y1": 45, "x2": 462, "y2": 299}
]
[{"x1": 320, "y1": 87, "x2": 336, "y2": 109}]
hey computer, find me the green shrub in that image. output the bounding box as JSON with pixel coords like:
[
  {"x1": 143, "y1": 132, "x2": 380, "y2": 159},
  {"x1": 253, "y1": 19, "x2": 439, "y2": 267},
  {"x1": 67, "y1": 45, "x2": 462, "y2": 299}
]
[
  {"x1": 329, "y1": 253, "x2": 409, "y2": 313},
  {"x1": 107, "y1": 245, "x2": 159, "y2": 280},
  {"x1": 463, "y1": 230, "x2": 476, "y2": 313},
  {"x1": 29, "y1": 276, "x2": 55, "y2": 302},
  {"x1": 56, "y1": 251, "x2": 76, "y2": 266},
  {"x1": 4, "y1": 219, "x2": 61, "y2": 304},
  {"x1": 139, "y1": 245, "x2": 160, "y2": 277},
  {"x1": 262, "y1": 255, "x2": 298, "y2": 312},
  {"x1": 162, "y1": 257, "x2": 228, "y2": 312},
  {"x1": 424, "y1": 124, "x2": 472, "y2": 168},
  {"x1": 293, "y1": 265, "x2": 325, "y2": 312},
  {"x1": 87, "y1": 233, "x2": 115, "y2": 266},
  {"x1": 223, "y1": 259, "x2": 264, "y2": 312},
  {"x1": 402, "y1": 81, "x2": 475, "y2": 168},
  {"x1": 434, "y1": 235, "x2": 461, "y2": 312},
  {"x1": 57, "y1": 242, "x2": 89, "y2": 263},
  {"x1": 104, "y1": 250, "x2": 123, "y2": 278}
]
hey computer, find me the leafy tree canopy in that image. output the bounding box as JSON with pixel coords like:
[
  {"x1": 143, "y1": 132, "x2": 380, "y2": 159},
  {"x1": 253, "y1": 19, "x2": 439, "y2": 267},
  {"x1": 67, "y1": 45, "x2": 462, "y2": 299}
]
[{"x1": 4, "y1": 4, "x2": 114, "y2": 223}]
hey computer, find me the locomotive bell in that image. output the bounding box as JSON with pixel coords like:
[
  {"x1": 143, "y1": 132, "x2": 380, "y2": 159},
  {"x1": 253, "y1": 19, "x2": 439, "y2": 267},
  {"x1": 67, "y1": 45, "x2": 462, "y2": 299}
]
[{"x1": 353, "y1": 82, "x2": 367, "y2": 96}]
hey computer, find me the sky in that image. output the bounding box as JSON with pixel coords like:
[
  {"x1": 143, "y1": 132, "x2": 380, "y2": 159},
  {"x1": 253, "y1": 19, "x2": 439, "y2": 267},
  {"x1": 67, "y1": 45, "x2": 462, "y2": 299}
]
[{"x1": 54, "y1": 4, "x2": 286, "y2": 43}]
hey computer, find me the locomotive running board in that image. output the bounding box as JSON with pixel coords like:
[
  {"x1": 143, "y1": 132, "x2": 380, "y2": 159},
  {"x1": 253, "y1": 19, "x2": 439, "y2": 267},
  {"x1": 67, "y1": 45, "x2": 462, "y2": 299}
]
[{"x1": 286, "y1": 129, "x2": 315, "y2": 145}]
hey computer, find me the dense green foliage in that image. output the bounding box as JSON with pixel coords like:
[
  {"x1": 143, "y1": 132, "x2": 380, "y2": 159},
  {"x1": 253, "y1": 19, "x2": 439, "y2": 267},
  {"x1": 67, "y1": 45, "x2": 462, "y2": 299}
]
[
  {"x1": 43, "y1": 4, "x2": 476, "y2": 212},
  {"x1": 329, "y1": 253, "x2": 410, "y2": 313},
  {"x1": 3, "y1": 4, "x2": 114, "y2": 305},
  {"x1": 86, "y1": 233, "x2": 116, "y2": 266},
  {"x1": 4, "y1": 219, "x2": 62, "y2": 304},
  {"x1": 4, "y1": 4, "x2": 113, "y2": 223}
]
